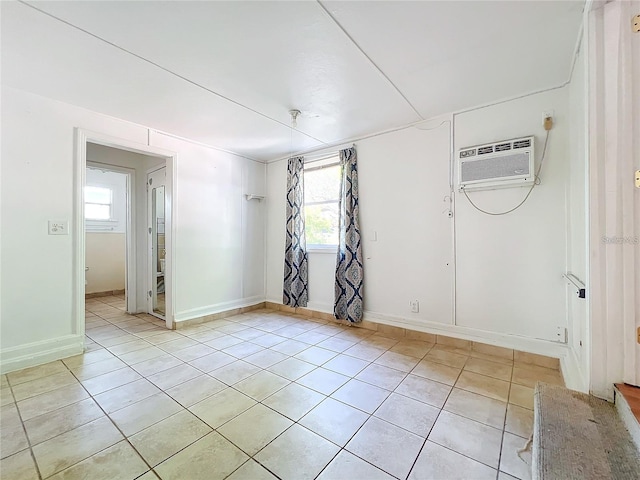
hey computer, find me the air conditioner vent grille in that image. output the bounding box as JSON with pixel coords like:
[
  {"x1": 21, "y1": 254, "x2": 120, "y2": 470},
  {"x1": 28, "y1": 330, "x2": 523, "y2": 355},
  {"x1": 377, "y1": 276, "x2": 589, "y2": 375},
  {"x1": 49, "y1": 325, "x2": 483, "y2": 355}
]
[
  {"x1": 477, "y1": 146, "x2": 494, "y2": 155},
  {"x1": 495, "y1": 143, "x2": 511, "y2": 152},
  {"x1": 513, "y1": 139, "x2": 531, "y2": 149}
]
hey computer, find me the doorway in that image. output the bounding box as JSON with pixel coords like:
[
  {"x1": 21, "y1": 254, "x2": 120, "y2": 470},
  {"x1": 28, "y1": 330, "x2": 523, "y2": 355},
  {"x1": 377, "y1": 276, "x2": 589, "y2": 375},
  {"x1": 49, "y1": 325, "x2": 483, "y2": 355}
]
[{"x1": 74, "y1": 129, "x2": 176, "y2": 340}]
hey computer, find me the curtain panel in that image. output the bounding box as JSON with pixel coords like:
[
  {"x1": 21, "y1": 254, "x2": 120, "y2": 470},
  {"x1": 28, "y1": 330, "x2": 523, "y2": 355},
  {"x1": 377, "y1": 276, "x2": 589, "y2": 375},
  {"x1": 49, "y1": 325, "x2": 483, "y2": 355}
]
[
  {"x1": 334, "y1": 147, "x2": 364, "y2": 323},
  {"x1": 283, "y1": 156, "x2": 308, "y2": 307}
]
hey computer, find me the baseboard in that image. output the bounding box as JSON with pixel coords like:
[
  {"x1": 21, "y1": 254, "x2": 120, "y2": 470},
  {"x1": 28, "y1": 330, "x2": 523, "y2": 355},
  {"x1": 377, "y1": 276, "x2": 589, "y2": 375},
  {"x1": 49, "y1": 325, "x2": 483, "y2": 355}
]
[
  {"x1": 0, "y1": 334, "x2": 84, "y2": 374},
  {"x1": 85, "y1": 289, "x2": 125, "y2": 298},
  {"x1": 174, "y1": 296, "x2": 267, "y2": 328},
  {"x1": 559, "y1": 347, "x2": 589, "y2": 393}
]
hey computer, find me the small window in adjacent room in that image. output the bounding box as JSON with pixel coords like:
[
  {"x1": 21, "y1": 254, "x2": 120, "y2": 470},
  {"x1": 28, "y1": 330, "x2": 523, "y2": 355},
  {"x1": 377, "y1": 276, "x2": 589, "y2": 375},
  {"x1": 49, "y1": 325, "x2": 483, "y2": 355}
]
[
  {"x1": 304, "y1": 157, "x2": 340, "y2": 251},
  {"x1": 85, "y1": 186, "x2": 113, "y2": 220}
]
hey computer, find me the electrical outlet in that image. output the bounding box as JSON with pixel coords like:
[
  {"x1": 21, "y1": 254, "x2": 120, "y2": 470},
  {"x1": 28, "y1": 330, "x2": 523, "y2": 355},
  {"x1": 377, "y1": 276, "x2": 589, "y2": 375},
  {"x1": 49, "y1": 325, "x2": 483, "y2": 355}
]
[
  {"x1": 410, "y1": 300, "x2": 419, "y2": 313},
  {"x1": 48, "y1": 220, "x2": 68, "y2": 235},
  {"x1": 542, "y1": 110, "x2": 554, "y2": 126}
]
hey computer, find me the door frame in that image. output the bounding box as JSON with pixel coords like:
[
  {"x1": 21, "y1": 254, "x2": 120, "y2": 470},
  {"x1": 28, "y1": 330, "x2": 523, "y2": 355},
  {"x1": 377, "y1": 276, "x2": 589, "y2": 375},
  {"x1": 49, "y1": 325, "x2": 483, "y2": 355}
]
[
  {"x1": 74, "y1": 128, "x2": 177, "y2": 338},
  {"x1": 85, "y1": 161, "x2": 136, "y2": 313}
]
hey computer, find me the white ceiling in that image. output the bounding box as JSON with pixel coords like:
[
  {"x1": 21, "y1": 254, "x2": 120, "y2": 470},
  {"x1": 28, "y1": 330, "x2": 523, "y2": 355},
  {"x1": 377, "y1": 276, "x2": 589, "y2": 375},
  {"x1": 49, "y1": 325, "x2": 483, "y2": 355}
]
[{"x1": 1, "y1": 1, "x2": 584, "y2": 162}]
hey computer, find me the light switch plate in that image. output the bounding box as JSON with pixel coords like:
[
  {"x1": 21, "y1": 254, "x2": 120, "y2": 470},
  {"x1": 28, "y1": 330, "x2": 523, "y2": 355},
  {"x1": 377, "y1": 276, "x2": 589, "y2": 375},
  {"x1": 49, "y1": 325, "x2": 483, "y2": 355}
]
[
  {"x1": 48, "y1": 220, "x2": 68, "y2": 235},
  {"x1": 635, "y1": 170, "x2": 640, "y2": 188}
]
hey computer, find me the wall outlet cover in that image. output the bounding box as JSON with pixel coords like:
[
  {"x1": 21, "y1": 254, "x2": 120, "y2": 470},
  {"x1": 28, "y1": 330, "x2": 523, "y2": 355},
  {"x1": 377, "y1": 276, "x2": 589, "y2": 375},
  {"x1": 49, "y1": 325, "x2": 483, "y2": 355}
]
[{"x1": 48, "y1": 220, "x2": 69, "y2": 235}]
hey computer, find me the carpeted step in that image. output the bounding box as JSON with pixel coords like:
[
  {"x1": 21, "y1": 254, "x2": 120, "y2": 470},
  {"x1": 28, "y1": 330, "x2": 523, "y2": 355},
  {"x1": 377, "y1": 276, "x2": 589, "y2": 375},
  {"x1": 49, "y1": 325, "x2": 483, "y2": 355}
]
[{"x1": 533, "y1": 382, "x2": 640, "y2": 480}]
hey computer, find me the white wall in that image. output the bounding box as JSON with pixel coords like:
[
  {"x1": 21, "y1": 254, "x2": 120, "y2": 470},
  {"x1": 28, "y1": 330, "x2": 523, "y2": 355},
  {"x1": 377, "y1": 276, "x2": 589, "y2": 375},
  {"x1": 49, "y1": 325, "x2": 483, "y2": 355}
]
[
  {"x1": 0, "y1": 86, "x2": 266, "y2": 373},
  {"x1": 266, "y1": 88, "x2": 576, "y2": 362},
  {"x1": 85, "y1": 233, "x2": 125, "y2": 293}
]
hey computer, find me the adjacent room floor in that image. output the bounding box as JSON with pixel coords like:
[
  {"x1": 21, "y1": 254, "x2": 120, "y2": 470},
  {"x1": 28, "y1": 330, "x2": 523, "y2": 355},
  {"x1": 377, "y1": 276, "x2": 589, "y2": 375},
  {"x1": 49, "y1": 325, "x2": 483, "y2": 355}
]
[{"x1": 0, "y1": 296, "x2": 564, "y2": 480}]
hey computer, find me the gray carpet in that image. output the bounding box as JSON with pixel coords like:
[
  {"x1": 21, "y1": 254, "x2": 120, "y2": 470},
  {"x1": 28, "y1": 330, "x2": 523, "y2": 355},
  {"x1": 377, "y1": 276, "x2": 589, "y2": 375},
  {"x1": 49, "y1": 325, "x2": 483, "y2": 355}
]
[{"x1": 533, "y1": 382, "x2": 640, "y2": 480}]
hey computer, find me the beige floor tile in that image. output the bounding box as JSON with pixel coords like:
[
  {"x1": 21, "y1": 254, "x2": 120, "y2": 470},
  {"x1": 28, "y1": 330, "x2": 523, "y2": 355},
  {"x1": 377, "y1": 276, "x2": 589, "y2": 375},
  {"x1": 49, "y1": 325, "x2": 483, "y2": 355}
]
[
  {"x1": 107, "y1": 339, "x2": 153, "y2": 356},
  {"x1": 294, "y1": 346, "x2": 337, "y2": 366},
  {"x1": 223, "y1": 341, "x2": 265, "y2": 359},
  {"x1": 93, "y1": 378, "x2": 160, "y2": 413},
  {"x1": 172, "y1": 344, "x2": 216, "y2": 362},
  {"x1": 499, "y1": 432, "x2": 531, "y2": 480},
  {"x1": 251, "y1": 333, "x2": 287, "y2": 348},
  {"x1": 511, "y1": 365, "x2": 563, "y2": 388},
  {"x1": 48, "y1": 440, "x2": 148, "y2": 480},
  {"x1": 1, "y1": 386, "x2": 15, "y2": 407},
  {"x1": 505, "y1": 404, "x2": 534, "y2": 438},
  {"x1": 210, "y1": 360, "x2": 261, "y2": 385},
  {"x1": 81, "y1": 366, "x2": 142, "y2": 395},
  {"x1": 159, "y1": 337, "x2": 200, "y2": 353},
  {"x1": 17, "y1": 383, "x2": 89, "y2": 421},
  {"x1": 395, "y1": 374, "x2": 452, "y2": 408},
  {"x1": 143, "y1": 331, "x2": 183, "y2": 345},
  {"x1": 230, "y1": 328, "x2": 264, "y2": 341},
  {"x1": 1, "y1": 403, "x2": 29, "y2": 459},
  {"x1": 187, "y1": 329, "x2": 226, "y2": 343},
  {"x1": 70, "y1": 356, "x2": 127, "y2": 380},
  {"x1": 0, "y1": 449, "x2": 39, "y2": 480},
  {"x1": 444, "y1": 387, "x2": 507, "y2": 429},
  {"x1": 364, "y1": 334, "x2": 400, "y2": 349},
  {"x1": 166, "y1": 375, "x2": 226, "y2": 407},
  {"x1": 270, "y1": 339, "x2": 309, "y2": 356},
  {"x1": 408, "y1": 440, "x2": 497, "y2": 480},
  {"x1": 331, "y1": 379, "x2": 390, "y2": 414},
  {"x1": 355, "y1": 363, "x2": 406, "y2": 390},
  {"x1": 267, "y1": 357, "x2": 316, "y2": 380},
  {"x1": 129, "y1": 410, "x2": 212, "y2": 466},
  {"x1": 155, "y1": 432, "x2": 248, "y2": 480},
  {"x1": 243, "y1": 349, "x2": 289, "y2": 368},
  {"x1": 233, "y1": 370, "x2": 290, "y2": 401},
  {"x1": 464, "y1": 357, "x2": 513, "y2": 381},
  {"x1": 2, "y1": 374, "x2": 10, "y2": 387},
  {"x1": 32, "y1": 416, "x2": 123, "y2": 478},
  {"x1": 472, "y1": 343, "x2": 514, "y2": 361},
  {"x1": 375, "y1": 392, "x2": 439, "y2": 437},
  {"x1": 318, "y1": 450, "x2": 394, "y2": 480},
  {"x1": 188, "y1": 351, "x2": 236, "y2": 373},
  {"x1": 322, "y1": 354, "x2": 369, "y2": 377},
  {"x1": 294, "y1": 330, "x2": 331, "y2": 345},
  {"x1": 216, "y1": 323, "x2": 250, "y2": 335},
  {"x1": 343, "y1": 343, "x2": 386, "y2": 362},
  {"x1": 12, "y1": 371, "x2": 78, "y2": 402},
  {"x1": 226, "y1": 459, "x2": 278, "y2": 480},
  {"x1": 98, "y1": 335, "x2": 144, "y2": 349},
  {"x1": 299, "y1": 397, "x2": 369, "y2": 446},
  {"x1": 24, "y1": 397, "x2": 103, "y2": 445},
  {"x1": 255, "y1": 424, "x2": 339, "y2": 480},
  {"x1": 131, "y1": 354, "x2": 183, "y2": 377},
  {"x1": 411, "y1": 359, "x2": 461, "y2": 386},
  {"x1": 205, "y1": 335, "x2": 244, "y2": 350},
  {"x1": 263, "y1": 383, "x2": 325, "y2": 421},
  {"x1": 136, "y1": 471, "x2": 160, "y2": 480},
  {"x1": 109, "y1": 392, "x2": 182, "y2": 436},
  {"x1": 455, "y1": 371, "x2": 510, "y2": 402},
  {"x1": 509, "y1": 384, "x2": 534, "y2": 410},
  {"x1": 424, "y1": 349, "x2": 469, "y2": 368},
  {"x1": 145, "y1": 364, "x2": 202, "y2": 392},
  {"x1": 297, "y1": 368, "x2": 350, "y2": 395},
  {"x1": 189, "y1": 388, "x2": 256, "y2": 428},
  {"x1": 119, "y1": 346, "x2": 165, "y2": 365},
  {"x1": 499, "y1": 471, "x2": 520, "y2": 480},
  {"x1": 62, "y1": 349, "x2": 115, "y2": 368},
  {"x1": 346, "y1": 416, "x2": 423, "y2": 479},
  {"x1": 514, "y1": 351, "x2": 559, "y2": 370},
  {"x1": 316, "y1": 336, "x2": 356, "y2": 353},
  {"x1": 374, "y1": 351, "x2": 420, "y2": 372},
  {"x1": 218, "y1": 403, "x2": 293, "y2": 455},
  {"x1": 389, "y1": 340, "x2": 433, "y2": 359},
  {"x1": 429, "y1": 410, "x2": 502, "y2": 468},
  {"x1": 7, "y1": 361, "x2": 68, "y2": 386}
]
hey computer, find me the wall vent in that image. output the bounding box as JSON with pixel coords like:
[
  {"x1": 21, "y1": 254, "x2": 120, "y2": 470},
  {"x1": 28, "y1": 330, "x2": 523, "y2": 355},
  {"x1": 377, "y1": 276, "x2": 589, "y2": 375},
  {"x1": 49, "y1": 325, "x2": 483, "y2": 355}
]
[{"x1": 458, "y1": 136, "x2": 535, "y2": 191}]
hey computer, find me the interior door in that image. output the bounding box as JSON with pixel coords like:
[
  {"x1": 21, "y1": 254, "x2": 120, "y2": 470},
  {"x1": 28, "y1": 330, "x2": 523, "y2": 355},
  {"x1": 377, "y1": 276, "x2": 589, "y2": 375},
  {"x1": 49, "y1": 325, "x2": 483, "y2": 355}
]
[{"x1": 147, "y1": 167, "x2": 166, "y2": 319}]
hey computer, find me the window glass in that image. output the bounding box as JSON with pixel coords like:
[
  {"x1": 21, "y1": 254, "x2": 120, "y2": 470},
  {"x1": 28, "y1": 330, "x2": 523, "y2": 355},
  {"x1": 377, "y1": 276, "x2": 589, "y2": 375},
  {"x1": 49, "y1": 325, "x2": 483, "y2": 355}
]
[
  {"x1": 85, "y1": 186, "x2": 111, "y2": 204},
  {"x1": 304, "y1": 162, "x2": 340, "y2": 247},
  {"x1": 85, "y1": 186, "x2": 112, "y2": 220},
  {"x1": 85, "y1": 203, "x2": 110, "y2": 220}
]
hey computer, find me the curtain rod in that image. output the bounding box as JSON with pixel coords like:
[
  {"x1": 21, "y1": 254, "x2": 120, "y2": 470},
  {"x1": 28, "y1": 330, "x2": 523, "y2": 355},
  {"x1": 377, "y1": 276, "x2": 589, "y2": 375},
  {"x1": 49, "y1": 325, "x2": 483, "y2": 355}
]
[{"x1": 300, "y1": 143, "x2": 356, "y2": 164}]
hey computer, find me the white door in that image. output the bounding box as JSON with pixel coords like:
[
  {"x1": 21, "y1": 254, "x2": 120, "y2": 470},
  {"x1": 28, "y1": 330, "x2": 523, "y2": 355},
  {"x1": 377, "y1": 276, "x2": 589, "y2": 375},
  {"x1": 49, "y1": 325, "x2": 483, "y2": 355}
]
[{"x1": 147, "y1": 167, "x2": 166, "y2": 319}]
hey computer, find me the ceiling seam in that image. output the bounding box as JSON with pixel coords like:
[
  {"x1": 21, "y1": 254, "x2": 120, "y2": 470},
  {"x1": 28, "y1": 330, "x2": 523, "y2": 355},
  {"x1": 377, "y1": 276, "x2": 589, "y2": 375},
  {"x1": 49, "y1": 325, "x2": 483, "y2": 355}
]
[
  {"x1": 316, "y1": 0, "x2": 424, "y2": 121},
  {"x1": 18, "y1": 0, "x2": 330, "y2": 148}
]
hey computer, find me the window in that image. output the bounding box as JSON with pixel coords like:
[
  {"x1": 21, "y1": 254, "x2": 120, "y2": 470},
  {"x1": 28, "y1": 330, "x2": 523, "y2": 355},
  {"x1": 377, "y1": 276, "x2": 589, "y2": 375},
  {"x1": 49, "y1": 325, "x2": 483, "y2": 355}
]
[
  {"x1": 304, "y1": 158, "x2": 340, "y2": 249},
  {"x1": 85, "y1": 186, "x2": 112, "y2": 220}
]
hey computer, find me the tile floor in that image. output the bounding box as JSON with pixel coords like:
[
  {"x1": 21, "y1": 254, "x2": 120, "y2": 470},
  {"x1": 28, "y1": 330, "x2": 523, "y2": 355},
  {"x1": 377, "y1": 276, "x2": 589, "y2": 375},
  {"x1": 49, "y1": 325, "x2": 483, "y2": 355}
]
[{"x1": 0, "y1": 296, "x2": 564, "y2": 480}]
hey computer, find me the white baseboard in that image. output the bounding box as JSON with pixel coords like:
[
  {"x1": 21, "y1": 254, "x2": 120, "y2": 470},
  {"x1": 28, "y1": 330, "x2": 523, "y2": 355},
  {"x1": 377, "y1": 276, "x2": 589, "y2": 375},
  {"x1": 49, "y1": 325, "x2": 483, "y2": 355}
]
[
  {"x1": 174, "y1": 296, "x2": 266, "y2": 323},
  {"x1": 559, "y1": 347, "x2": 589, "y2": 393},
  {"x1": 0, "y1": 335, "x2": 84, "y2": 374}
]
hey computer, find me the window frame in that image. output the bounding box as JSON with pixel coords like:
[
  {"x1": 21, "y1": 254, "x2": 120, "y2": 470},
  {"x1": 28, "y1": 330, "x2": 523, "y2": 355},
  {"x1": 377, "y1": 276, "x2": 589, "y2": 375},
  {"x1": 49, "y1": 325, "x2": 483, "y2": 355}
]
[{"x1": 303, "y1": 157, "x2": 341, "y2": 253}]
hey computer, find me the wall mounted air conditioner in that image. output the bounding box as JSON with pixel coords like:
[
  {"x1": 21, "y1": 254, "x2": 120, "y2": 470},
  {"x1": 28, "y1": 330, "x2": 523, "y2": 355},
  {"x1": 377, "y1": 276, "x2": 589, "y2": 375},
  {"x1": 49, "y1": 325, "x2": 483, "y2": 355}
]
[{"x1": 458, "y1": 136, "x2": 535, "y2": 191}]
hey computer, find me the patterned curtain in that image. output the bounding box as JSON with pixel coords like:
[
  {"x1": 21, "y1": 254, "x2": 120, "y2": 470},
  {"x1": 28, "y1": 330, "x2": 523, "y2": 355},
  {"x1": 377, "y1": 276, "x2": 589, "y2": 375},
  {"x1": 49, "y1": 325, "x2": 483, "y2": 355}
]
[
  {"x1": 283, "y1": 156, "x2": 308, "y2": 307},
  {"x1": 334, "y1": 147, "x2": 364, "y2": 323}
]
